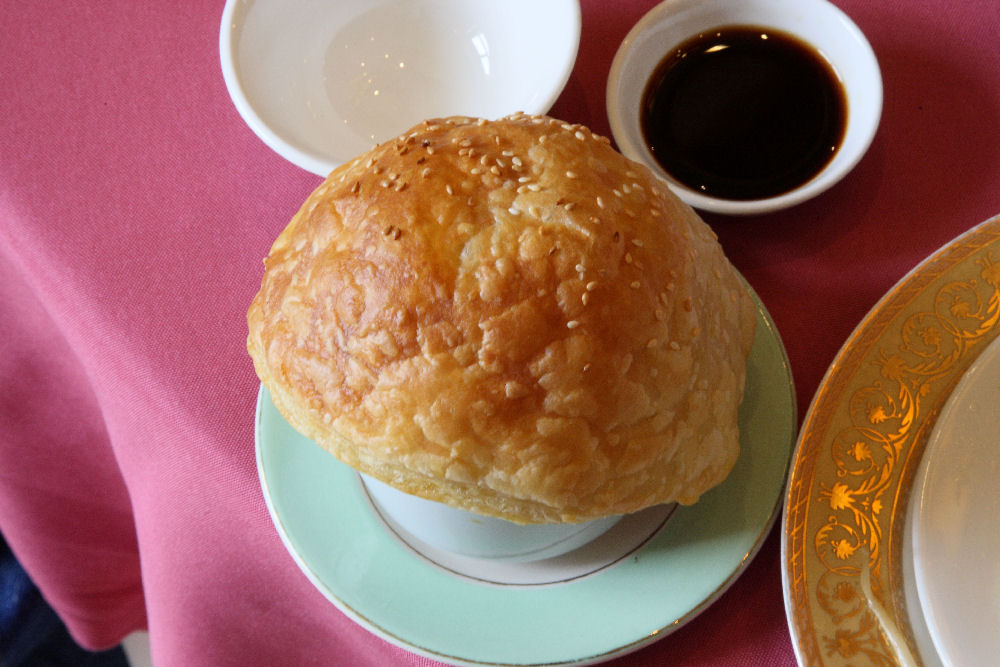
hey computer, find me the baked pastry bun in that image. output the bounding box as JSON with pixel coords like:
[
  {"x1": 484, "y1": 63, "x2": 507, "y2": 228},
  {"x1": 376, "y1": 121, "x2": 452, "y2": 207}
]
[{"x1": 247, "y1": 114, "x2": 757, "y2": 524}]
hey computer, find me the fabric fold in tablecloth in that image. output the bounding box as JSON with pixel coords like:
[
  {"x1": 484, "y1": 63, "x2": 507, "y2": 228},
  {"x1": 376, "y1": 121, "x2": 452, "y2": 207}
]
[{"x1": 0, "y1": 252, "x2": 146, "y2": 651}]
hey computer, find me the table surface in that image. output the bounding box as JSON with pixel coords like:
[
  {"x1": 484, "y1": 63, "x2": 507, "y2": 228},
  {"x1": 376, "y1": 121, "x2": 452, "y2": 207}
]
[{"x1": 2, "y1": 1, "x2": 998, "y2": 665}]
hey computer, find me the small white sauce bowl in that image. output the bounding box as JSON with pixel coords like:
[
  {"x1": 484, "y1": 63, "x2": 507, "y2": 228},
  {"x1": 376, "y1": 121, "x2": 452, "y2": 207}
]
[
  {"x1": 606, "y1": 0, "x2": 882, "y2": 215},
  {"x1": 361, "y1": 475, "x2": 621, "y2": 562},
  {"x1": 220, "y1": 0, "x2": 581, "y2": 177}
]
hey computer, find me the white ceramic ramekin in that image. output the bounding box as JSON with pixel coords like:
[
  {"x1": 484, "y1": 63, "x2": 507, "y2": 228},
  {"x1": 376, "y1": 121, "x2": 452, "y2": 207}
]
[
  {"x1": 361, "y1": 475, "x2": 620, "y2": 562},
  {"x1": 607, "y1": 0, "x2": 881, "y2": 215}
]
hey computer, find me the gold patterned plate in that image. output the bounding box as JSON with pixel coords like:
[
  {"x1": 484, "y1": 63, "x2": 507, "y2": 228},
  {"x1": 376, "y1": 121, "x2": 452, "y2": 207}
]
[{"x1": 782, "y1": 214, "x2": 1000, "y2": 666}]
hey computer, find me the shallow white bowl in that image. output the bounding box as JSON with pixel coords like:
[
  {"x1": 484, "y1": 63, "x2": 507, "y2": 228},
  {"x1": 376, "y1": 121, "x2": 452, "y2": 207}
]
[
  {"x1": 361, "y1": 475, "x2": 621, "y2": 562},
  {"x1": 221, "y1": 0, "x2": 581, "y2": 177},
  {"x1": 606, "y1": 0, "x2": 882, "y2": 215}
]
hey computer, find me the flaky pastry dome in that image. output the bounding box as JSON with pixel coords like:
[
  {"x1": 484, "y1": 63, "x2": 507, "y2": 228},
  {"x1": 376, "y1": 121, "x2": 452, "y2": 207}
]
[{"x1": 247, "y1": 114, "x2": 756, "y2": 523}]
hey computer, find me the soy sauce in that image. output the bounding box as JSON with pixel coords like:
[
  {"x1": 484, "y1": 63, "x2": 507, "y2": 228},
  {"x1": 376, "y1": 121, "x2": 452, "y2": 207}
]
[{"x1": 641, "y1": 26, "x2": 847, "y2": 201}]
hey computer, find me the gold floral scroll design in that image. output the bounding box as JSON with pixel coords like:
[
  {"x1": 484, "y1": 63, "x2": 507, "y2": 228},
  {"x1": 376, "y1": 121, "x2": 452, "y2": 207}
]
[{"x1": 813, "y1": 251, "x2": 1000, "y2": 665}]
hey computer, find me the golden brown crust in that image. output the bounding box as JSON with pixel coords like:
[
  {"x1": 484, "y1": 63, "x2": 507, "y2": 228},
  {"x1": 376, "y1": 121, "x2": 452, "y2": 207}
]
[{"x1": 247, "y1": 114, "x2": 757, "y2": 523}]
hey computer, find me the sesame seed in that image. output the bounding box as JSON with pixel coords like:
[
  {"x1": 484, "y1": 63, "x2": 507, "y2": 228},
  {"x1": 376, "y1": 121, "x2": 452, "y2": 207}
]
[
  {"x1": 421, "y1": 167, "x2": 431, "y2": 178},
  {"x1": 427, "y1": 146, "x2": 435, "y2": 155},
  {"x1": 528, "y1": 183, "x2": 541, "y2": 192},
  {"x1": 575, "y1": 263, "x2": 586, "y2": 273},
  {"x1": 445, "y1": 184, "x2": 453, "y2": 195},
  {"x1": 574, "y1": 130, "x2": 587, "y2": 141},
  {"x1": 395, "y1": 182, "x2": 407, "y2": 192},
  {"x1": 565, "y1": 170, "x2": 578, "y2": 179},
  {"x1": 613, "y1": 188, "x2": 623, "y2": 198},
  {"x1": 622, "y1": 183, "x2": 632, "y2": 194},
  {"x1": 631, "y1": 239, "x2": 644, "y2": 247},
  {"x1": 502, "y1": 150, "x2": 514, "y2": 157},
  {"x1": 563, "y1": 202, "x2": 577, "y2": 211},
  {"x1": 508, "y1": 206, "x2": 520, "y2": 215},
  {"x1": 582, "y1": 292, "x2": 590, "y2": 305},
  {"x1": 379, "y1": 180, "x2": 390, "y2": 188},
  {"x1": 596, "y1": 196, "x2": 605, "y2": 209},
  {"x1": 528, "y1": 205, "x2": 541, "y2": 217},
  {"x1": 470, "y1": 167, "x2": 482, "y2": 175},
  {"x1": 512, "y1": 157, "x2": 523, "y2": 167},
  {"x1": 585, "y1": 281, "x2": 597, "y2": 291},
  {"x1": 669, "y1": 341, "x2": 681, "y2": 350},
  {"x1": 566, "y1": 320, "x2": 580, "y2": 329},
  {"x1": 350, "y1": 181, "x2": 360, "y2": 194},
  {"x1": 458, "y1": 138, "x2": 472, "y2": 147},
  {"x1": 505, "y1": 381, "x2": 528, "y2": 399},
  {"x1": 630, "y1": 281, "x2": 640, "y2": 289},
  {"x1": 647, "y1": 338, "x2": 658, "y2": 348},
  {"x1": 490, "y1": 165, "x2": 500, "y2": 176}
]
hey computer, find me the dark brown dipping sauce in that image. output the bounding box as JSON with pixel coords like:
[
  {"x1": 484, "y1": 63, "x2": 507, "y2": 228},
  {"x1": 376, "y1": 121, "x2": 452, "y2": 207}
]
[{"x1": 641, "y1": 25, "x2": 847, "y2": 201}]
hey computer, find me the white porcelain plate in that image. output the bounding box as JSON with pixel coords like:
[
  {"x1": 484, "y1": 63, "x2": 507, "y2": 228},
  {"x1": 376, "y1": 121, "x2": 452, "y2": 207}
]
[
  {"x1": 783, "y1": 214, "x2": 1000, "y2": 666},
  {"x1": 911, "y1": 335, "x2": 1000, "y2": 665},
  {"x1": 256, "y1": 289, "x2": 796, "y2": 666}
]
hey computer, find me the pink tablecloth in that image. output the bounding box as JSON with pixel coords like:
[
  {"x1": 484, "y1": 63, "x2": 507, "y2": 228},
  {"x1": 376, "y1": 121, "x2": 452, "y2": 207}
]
[{"x1": 2, "y1": 1, "x2": 998, "y2": 665}]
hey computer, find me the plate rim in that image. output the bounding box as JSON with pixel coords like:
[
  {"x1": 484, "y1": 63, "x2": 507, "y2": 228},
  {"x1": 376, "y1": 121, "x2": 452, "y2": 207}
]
[
  {"x1": 256, "y1": 286, "x2": 797, "y2": 666},
  {"x1": 782, "y1": 213, "x2": 1000, "y2": 666}
]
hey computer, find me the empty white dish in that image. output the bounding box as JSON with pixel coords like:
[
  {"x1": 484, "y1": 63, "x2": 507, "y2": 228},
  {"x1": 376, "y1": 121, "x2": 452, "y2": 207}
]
[{"x1": 221, "y1": 0, "x2": 581, "y2": 176}]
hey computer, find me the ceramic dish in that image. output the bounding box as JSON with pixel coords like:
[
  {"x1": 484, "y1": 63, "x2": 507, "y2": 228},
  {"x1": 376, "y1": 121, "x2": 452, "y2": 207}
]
[
  {"x1": 220, "y1": 0, "x2": 581, "y2": 176},
  {"x1": 606, "y1": 0, "x2": 881, "y2": 215},
  {"x1": 257, "y1": 288, "x2": 796, "y2": 666},
  {"x1": 910, "y1": 334, "x2": 1000, "y2": 666},
  {"x1": 782, "y1": 214, "x2": 1000, "y2": 666}
]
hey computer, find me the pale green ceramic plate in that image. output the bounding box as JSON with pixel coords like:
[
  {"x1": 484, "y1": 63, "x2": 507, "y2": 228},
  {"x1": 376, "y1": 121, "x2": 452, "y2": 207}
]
[{"x1": 256, "y1": 291, "x2": 796, "y2": 666}]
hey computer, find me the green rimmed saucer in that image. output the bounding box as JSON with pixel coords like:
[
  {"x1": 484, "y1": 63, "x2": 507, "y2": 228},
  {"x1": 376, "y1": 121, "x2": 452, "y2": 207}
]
[{"x1": 256, "y1": 287, "x2": 796, "y2": 666}]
